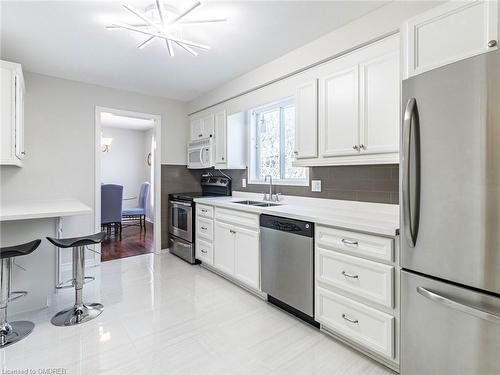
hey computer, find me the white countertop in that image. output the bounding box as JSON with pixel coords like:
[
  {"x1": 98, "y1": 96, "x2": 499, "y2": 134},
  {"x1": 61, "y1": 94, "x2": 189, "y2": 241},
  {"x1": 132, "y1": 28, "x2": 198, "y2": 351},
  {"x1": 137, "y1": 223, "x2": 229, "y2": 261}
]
[
  {"x1": 194, "y1": 193, "x2": 399, "y2": 237},
  {"x1": 0, "y1": 199, "x2": 92, "y2": 221}
]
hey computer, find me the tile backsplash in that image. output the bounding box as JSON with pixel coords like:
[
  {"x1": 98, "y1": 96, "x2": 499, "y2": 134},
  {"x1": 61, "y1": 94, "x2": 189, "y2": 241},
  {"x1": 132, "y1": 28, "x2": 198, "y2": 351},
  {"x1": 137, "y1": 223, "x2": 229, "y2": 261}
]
[
  {"x1": 221, "y1": 165, "x2": 399, "y2": 204},
  {"x1": 161, "y1": 164, "x2": 399, "y2": 248}
]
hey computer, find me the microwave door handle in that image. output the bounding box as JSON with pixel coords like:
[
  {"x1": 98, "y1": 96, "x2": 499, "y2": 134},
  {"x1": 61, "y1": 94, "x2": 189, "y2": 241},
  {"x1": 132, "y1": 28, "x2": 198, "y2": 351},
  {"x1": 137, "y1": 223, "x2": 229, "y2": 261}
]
[
  {"x1": 402, "y1": 97, "x2": 421, "y2": 248},
  {"x1": 199, "y1": 147, "x2": 205, "y2": 168}
]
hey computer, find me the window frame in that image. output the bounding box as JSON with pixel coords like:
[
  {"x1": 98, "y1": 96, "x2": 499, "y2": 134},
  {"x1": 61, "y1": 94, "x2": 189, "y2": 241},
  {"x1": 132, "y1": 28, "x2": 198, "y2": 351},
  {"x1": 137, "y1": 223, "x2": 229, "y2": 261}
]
[{"x1": 248, "y1": 98, "x2": 309, "y2": 187}]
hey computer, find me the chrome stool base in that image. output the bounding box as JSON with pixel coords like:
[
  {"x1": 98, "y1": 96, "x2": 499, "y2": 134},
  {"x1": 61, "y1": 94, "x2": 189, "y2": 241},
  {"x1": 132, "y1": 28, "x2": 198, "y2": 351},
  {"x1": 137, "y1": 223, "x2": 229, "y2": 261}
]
[
  {"x1": 0, "y1": 321, "x2": 35, "y2": 348},
  {"x1": 51, "y1": 303, "x2": 104, "y2": 327}
]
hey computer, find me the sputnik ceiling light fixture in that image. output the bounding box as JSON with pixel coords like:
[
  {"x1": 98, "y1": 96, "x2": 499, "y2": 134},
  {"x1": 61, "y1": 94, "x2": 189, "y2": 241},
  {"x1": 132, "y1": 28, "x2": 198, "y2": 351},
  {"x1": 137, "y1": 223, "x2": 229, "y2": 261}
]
[{"x1": 106, "y1": 1, "x2": 226, "y2": 57}]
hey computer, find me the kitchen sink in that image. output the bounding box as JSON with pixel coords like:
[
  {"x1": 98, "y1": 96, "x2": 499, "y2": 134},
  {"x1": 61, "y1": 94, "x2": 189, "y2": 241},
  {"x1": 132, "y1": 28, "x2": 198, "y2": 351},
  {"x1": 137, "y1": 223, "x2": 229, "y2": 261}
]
[{"x1": 233, "y1": 200, "x2": 281, "y2": 207}]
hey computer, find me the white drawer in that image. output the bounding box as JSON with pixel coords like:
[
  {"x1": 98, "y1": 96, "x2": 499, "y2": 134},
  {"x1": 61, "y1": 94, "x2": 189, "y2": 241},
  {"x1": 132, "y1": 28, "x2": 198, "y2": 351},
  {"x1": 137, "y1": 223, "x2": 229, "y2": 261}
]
[
  {"x1": 316, "y1": 286, "x2": 395, "y2": 359},
  {"x1": 316, "y1": 226, "x2": 394, "y2": 262},
  {"x1": 196, "y1": 238, "x2": 213, "y2": 265},
  {"x1": 197, "y1": 204, "x2": 214, "y2": 219},
  {"x1": 215, "y1": 207, "x2": 259, "y2": 230},
  {"x1": 197, "y1": 216, "x2": 213, "y2": 241},
  {"x1": 316, "y1": 248, "x2": 394, "y2": 308}
]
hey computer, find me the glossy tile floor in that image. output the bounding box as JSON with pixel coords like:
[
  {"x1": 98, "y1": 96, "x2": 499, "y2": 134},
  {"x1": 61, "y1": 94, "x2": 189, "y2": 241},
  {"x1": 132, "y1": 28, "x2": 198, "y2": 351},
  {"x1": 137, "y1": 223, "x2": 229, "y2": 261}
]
[{"x1": 1, "y1": 252, "x2": 393, "y2": 375}]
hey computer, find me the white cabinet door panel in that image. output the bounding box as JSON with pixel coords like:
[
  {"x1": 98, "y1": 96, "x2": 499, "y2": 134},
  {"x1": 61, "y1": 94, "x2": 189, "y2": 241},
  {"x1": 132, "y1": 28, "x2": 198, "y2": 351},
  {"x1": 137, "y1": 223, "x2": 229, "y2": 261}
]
[
  {"x1": 316, "y1": 248, "x2": 394, "y2": 308},
  {"x1": 316, "y1": 286, "x2": 395, "y2": 359},
  {"x1": 214, "y1": 110, "x2": 227, "y2": 164},
  {"x1": 234, "y1": 227, "x2": 260, "y2": 290},
  {"x1": 202, "y1": 114, "x2": 215, "y2": 139},
  {"x1": 320, "y1": 66, "x2": 359, "y2": 157},
  {"x1": 190, "y1": 119, "x2": 203, "y2": 141},
  {"x1": 359, "y1": 52, "x2": 399, "y2": 155},
  {"x1": 295, "y1": 79, "x2": 318, "y2": 159},
  {"x1": 405, "y1": 0, "x2": 498, "y2": 77},
  {"x1": 214, "y1": 221, "x2": 235, "y2": 275}
]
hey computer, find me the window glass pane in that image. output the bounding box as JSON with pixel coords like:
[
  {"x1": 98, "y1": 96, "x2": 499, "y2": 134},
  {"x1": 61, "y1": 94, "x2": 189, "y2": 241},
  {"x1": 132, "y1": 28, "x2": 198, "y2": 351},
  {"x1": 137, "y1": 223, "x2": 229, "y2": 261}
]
[
  {"x1": 257, "y1": 109, "x2": 281, "y2": 180},
  {"x1": 283, "y1": 106, "x2": 307, "y2": 180}
]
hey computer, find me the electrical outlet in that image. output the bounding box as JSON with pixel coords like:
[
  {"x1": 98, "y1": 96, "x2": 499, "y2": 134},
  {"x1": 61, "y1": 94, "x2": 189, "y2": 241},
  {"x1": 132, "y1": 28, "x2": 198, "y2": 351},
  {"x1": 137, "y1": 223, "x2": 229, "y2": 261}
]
[
  {"x1": 311, "y1": 180, "x2": 321, "y2": 192},
  {"x1": 242, "y1": 178, "x2": 247, "y2": 188}
]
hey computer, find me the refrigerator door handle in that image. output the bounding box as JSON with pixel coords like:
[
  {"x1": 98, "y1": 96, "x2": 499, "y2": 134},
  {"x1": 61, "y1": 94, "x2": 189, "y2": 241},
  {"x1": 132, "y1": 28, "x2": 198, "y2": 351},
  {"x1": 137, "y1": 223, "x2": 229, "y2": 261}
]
[
  {"x1": 402, "y1": 97, "x2": 420, "y2": 248},
  {"x1": 417, "y1": 286, "x2": 500, "y2": 324}
]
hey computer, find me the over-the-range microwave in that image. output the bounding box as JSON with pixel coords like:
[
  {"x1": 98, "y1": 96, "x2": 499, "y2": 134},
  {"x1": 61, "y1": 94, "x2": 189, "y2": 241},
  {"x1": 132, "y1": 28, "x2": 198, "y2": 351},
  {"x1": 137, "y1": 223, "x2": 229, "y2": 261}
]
[{"x1": 187, "y1": 138, "x2": 214, "y2": 169}]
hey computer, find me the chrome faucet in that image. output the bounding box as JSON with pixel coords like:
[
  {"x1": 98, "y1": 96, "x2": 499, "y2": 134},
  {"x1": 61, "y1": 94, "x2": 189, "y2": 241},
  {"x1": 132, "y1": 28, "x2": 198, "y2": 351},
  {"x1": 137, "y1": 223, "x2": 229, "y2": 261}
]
[{"x1": 264, "y1": 175, "x2": 273, "y2": 201}]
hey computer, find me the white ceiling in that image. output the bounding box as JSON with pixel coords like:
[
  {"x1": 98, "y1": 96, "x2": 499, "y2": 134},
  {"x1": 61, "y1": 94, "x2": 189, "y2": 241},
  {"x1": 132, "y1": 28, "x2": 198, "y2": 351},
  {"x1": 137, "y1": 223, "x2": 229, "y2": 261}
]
[
  {"x1": 101, "y1": 112, "x2": 155, "y2": 130},
  {"x1": 0, "y1": 1, "x2": 388, "y2": 102}
]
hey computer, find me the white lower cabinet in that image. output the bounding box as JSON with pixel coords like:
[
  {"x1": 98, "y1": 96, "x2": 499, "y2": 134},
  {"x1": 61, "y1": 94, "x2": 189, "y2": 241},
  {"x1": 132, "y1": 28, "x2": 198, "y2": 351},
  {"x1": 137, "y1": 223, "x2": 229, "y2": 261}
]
[
  {"x1": 316, "y1": 286, "x2": 394, "y2": 359},
  {"x1": 315, "y1": 224, "x2": 399, "y2": 367},
  {"x1": 234, "y1": 226, "x2": 260, "y2": 290},
  {"x1": 196, "y1": 238, "x2": 213, "y2": 265},
  {"x1": 212, "y1": 208, "x2": 260, "y2": 291},
  {"x1": 214, "y1": 220, "x2": 236, "y2": 275}
]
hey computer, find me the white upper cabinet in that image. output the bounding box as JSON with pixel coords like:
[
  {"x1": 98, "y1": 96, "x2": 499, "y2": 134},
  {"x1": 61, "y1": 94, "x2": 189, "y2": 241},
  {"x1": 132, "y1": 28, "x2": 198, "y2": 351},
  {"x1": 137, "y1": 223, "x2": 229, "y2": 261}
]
[
  {"x1": 359, "y1": 52, "x2": 399, "y2": 155},
  {"x1": 214, "y1": 110, "x2": 227, "y2": 164},
  {"x1": 294, "y1": 79, "x2": 318, "y2": 159},
  {"x1": 190, "y1": 118, "x2": 203, "y2": 141},
  {"x1": 403, "y1": 0, "x2": 499, "y2": 78},
  {"x1": 320, "y1": 66, "x2": 359, "y2": 157},
  {"x1": 294, "y1": 35, "x2": 399, "y2": 167},
  {"x1": 190, "y1": 113, "x2": 214, "y2": 141},
  {"x1": 1, "y1": 60, "x2": 25, "y2": 167}
]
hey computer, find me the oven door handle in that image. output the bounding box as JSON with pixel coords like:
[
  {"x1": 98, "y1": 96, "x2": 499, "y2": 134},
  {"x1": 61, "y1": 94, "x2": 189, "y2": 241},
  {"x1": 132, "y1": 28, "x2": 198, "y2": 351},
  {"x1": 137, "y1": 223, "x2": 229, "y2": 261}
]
[{"x1": 169, "y1": 200, "x2": 192, "y2": 207}]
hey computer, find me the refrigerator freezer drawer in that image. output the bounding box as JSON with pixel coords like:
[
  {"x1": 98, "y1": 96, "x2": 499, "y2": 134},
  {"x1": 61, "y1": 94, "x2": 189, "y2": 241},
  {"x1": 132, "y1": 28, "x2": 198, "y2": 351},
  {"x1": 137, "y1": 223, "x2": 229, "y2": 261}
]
[
  {"x1": 316, "y1": 248, "x2": 394, "y2": 308},
  {"x1": 316, "y1": 286, "x2": 395, "y2": 359},
  {"x1": 401, "y1": 270, "x2": 500, "y2": 375}
]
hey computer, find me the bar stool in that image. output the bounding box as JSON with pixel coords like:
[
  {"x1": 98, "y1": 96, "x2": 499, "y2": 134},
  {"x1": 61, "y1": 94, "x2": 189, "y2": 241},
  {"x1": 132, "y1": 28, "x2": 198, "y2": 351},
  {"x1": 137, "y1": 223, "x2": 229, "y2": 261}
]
[
  {"x1": 46, "y1": 232, "x2": 106, "y2": 326},
  {"x1": 0, "y1": 239, "x2": 41, "y2": 347}
]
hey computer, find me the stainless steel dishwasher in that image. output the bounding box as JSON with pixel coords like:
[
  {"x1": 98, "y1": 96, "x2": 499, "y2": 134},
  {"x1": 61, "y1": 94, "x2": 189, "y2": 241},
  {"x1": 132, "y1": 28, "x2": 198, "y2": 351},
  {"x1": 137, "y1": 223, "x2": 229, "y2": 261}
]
[{"x1": 260, "y1": 214, "x2": 317, "y2": 326}]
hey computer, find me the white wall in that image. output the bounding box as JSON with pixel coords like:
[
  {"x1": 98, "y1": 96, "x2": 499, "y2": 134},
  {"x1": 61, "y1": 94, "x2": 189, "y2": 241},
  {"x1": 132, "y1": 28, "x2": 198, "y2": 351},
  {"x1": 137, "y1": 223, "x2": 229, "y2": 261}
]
[
  {"x1": 0, "y1": 72, "x2": 187, "y2": 313},
  {"x1": 188, "y1": 1, "x2": 441, "y2": 113},
  {"x1": 101, "y1": 126, "x2": 153, "y2": 220}
]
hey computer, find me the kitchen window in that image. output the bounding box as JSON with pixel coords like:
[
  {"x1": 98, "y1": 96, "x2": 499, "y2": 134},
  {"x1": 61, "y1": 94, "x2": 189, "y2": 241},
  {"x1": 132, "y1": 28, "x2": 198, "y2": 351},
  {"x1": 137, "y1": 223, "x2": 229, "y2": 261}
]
[{"x1": 248, "y1": 99, "x2": 308, "y2": 186}]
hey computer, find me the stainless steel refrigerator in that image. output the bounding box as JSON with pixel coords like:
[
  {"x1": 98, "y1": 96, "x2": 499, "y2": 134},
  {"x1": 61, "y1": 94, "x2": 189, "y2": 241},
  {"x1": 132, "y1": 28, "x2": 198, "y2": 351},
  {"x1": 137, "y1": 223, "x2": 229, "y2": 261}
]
[{"x1": 401, "y1": 49, "x2": 500, "y2": 374}]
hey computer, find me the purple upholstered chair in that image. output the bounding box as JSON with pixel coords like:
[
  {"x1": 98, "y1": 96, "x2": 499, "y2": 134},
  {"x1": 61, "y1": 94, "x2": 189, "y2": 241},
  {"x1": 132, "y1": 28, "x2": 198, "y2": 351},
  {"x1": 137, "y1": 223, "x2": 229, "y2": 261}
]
[
  {"x1": 101, "y1": 184, "x2": 123, "y2": 236},
  {"x1": 122, "y1": 182, "x2": 150, "y2": 231}
]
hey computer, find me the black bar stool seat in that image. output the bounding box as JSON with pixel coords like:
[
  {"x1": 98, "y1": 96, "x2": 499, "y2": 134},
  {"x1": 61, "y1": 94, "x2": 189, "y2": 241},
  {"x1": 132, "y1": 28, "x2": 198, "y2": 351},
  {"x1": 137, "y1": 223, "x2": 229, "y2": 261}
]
[
  {"x1": 46, "y1": 232, "x2": 106, "y2": 327},
  {"x1": 1, "y1": 239, "x2": 42, "y2": 259},
  {"x1": 1, "y1": 239, "x2": 41, "y2": 348},
  {"x1": 46, "y1": 232, "x2": 106, "y2": 249}
]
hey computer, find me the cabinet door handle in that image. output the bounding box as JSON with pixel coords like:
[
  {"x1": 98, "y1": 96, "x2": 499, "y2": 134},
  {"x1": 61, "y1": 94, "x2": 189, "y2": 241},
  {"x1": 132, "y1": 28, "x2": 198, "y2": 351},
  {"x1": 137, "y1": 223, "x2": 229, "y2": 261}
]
[
  {"x1": 352, "y1": 145, "x2": 359, "y2": 151},
  {"x1": 229, "y1": 229, "x2": 236, "y2": 234},
  {"x1": 359, "y1": 144, "x2": 366, "y2": 150},
  {"x1": 201, "y1": 226, "x2": 208, "y2": 230},
  {"x1": 201, "y1": 249, "x2": 208, "y2": 254},
  {"x1": 488, "y1": 40, "x2": 497, "y2": 48},
  {"x1": 342, "y1": 314, "x2": 359, "y2": 324},
  {"x1": 198, "y1": 133, "x2": 203, "y2": 137},
  {"x1": 341, "y1": 238, "x2": 359, "y2": 246},
  {"x1": 342, "y1": 271, "x2": 359, "y2": 279}
]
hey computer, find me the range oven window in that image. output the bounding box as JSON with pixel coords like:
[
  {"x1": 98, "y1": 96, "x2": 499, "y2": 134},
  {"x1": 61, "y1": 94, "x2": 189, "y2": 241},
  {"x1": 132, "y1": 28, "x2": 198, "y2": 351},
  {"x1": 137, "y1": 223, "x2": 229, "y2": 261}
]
[{"x1": 171, "y1": 205, "x2": 189, "y2": 231}]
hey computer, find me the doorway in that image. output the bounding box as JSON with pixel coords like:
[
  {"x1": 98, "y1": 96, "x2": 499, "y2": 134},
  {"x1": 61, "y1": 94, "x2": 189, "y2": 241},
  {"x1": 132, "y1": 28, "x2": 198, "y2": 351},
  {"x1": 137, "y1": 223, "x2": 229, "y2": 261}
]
[{"x1": 95, "y1": 107, "x2": 161, "y2": 262}]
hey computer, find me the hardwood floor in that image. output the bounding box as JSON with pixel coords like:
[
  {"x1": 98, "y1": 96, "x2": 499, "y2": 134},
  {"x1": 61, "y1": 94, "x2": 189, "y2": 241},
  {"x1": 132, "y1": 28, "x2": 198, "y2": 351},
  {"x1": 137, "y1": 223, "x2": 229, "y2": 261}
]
[{"x1": 101, "y1": 221, "x2": 153, "y2": 261}]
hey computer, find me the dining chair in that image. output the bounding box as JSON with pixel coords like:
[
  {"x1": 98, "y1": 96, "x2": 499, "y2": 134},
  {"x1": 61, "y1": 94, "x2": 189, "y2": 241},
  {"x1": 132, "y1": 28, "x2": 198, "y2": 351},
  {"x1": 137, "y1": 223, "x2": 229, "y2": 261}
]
[
  {"x1": 122, "y1": 182, "x2": 150, "y2": 231},
  {"x1": 101, "y1": 184, "x2": 123, "y2": 237}
]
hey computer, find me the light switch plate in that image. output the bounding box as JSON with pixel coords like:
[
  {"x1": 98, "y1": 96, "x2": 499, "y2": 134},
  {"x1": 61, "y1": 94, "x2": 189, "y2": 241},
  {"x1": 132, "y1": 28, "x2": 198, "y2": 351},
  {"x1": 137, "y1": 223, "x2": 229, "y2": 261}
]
[
  {"x1": 311, "y1": 180, "x2": 321, "y2": 192},
  {"x1": 242, "y1": 178, "x2": 247, "y2": 188}
]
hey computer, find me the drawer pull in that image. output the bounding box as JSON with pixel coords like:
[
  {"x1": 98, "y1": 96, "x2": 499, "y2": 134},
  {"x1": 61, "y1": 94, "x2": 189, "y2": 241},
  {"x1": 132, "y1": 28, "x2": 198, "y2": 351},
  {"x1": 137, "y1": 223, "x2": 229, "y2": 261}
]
[
  {"x1": 342, "y1": 313, "x2": 359, "y2": 324},
  {"x1": 201, "y1": 226, "x2": 208, "y2": 230},
  {"x1": 230, "y1": 229, "x2": 236, "y2": 234},
  {"x1": 201, "y1": 249, "x2": 207, "y2": 254},
  {"x1": 341, "y1": 238, "x2": 359, "y2": 246},
  {"x1": 201, "y1": 209, "x2": 208, "y2": 213},
  {"x1": 342, "y1": 271, "x2": 359, "y2": 279}
]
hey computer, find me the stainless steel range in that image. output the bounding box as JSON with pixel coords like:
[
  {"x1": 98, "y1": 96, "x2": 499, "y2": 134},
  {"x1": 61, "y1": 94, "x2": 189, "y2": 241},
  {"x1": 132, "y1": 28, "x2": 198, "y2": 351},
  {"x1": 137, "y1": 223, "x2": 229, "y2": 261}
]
[{"x1": 168, "y1": 176, "x2": 231, "y2": 264}]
